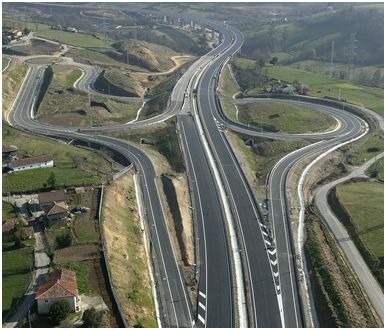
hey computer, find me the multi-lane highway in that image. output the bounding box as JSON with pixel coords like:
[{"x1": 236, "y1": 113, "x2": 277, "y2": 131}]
[{"x1": 5, "y1": 4, "x2": 373, "y2": 328}]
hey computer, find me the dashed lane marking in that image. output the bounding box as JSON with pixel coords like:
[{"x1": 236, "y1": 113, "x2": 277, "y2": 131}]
[{"x1": 199, "y1": 301, "x2": 206, "y2": 311}]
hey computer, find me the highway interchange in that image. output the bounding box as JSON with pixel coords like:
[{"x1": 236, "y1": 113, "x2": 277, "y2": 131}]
[{"x1": 5, "y1": 4, "x2": 378, "y2": 328}]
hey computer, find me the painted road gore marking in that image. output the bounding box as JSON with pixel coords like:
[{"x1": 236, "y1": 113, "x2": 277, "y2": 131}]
[
  {"x1": 268, "y1": 248, "x2": 276, "y2": 255},
  {"x1": 270, "y1": 259, "x2": 278, "y2": 266},
  {"x1": 199, "y1": 301, "x2": 206, "y2": 311},
  {"x1": 264, "y1": 240, "x2": 271, "y2": 246},
  {"x1": 199, "y1": 291, "x2": 206, "y2": 299},
  {"x1": 198, "y1": 314, "x2": 205, "y2": 325}
]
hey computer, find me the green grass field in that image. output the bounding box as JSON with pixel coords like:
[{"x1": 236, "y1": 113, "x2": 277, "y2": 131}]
[
  {"x1": 65, "y1": 68, "x2": 82, "y2": 87},
  {"x1": 2, "y1": 245, "x2": 34, "y2": 318},
  {"x1": 234, "y1": 57, "x2": 256, "y2": 70},
  {"x1": 336, "y1": 181, "x2": 384, "y2": 259},
  {"x1": 237, "y1": 101, "x2": 337, "y2": 134},
  {"x1": 2, "y1": 202, "x2": 18, "y2": 219},
  {"x1": 2, "y1": 56, "x2": 9, "y2": 69},
  {"x1": 73, "y1": 215, "x2": 99, "y2": 244},
  {"x1": 26, "y1": 57, "x2": 58, "y2": 65},
  {"x1": 67, "y1": 48, "x2": 131, "y2": 68},
  {"x1": 343, "y1": 132, "x2": 384, "y2": 166},
  {"x1": 219, "y1": 64, "x2": 240, "y2": 96},
  {"x1": 2, "y1": 124, "x2": 111, "y2": 193},
  {"x1": 265, "y1": 65, "x2": 384, "y2": 116}
]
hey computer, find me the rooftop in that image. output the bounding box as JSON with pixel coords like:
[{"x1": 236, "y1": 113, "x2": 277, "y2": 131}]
[
  {"x1": 9, "y1": 154, "x2": 53, "y2": 168},
  {"x1": 36, "y1": 269, "x2": 78, "y2": 300},
  {"x1": 38, "y1": 190, "x2": 66, "y2": 205}
]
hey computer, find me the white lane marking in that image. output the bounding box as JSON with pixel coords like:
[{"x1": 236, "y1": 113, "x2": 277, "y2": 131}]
[
  {"x1": 198, "y1": 314, "x2": 205, "y2": 325},
  {"x1": 262, "y1": 231, "x2": 269, "y2": 237},
  {"x1": 268, "y1": 248, "x2": 277, "y2": 255},
  {"x1": 264, "y1": 240, "x2": 271, "y2": 246},
  {"x1": 259, "y1": 222, "x2": 267, "y2": 228},
  {"x1": 277, "y1": 285, "x2": 281, "y2": 291},
  {"x1": 273, "y1": 271, "x2": 279, "y2": 278},
  {"x1": 199, "y1": 301, "x2": 206, "y2": 311},
  {"x1": 270, "y1": 259, "x2": 278, "y2": 266},
  {"x1": 199, "y1": 291, "x2": 206, "y2": 299}
]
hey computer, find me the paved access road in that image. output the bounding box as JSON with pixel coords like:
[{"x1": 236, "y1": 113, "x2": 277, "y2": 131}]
[{"x1": 314, "y1": 153, "x2": 384, "y2": 322}]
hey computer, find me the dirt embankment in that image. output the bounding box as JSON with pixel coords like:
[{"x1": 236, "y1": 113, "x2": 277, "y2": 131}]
[
  {"x1": 102, "y1": 173, "x2": 157, "y2": 328},
  {"x1": 2, "y1": 59, "x2": 28, "y2": 119},
  {"x1": 305, "y1": 207, "x2": 381, "y2": 327}
]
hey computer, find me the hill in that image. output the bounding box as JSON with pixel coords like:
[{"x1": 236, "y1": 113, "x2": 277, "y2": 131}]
[
  {"x1": 241, "y1": 5, "x2": 383, "y2": 67},
  {"x1": 110, "y1": 39, "x2": 177, "y2": 72}
]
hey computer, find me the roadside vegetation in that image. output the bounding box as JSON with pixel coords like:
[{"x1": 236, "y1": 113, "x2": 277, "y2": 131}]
[
  {"x1": 2, "y1": 124, "x2": 112, "y2": 193},
  {"x1": 305, "y1": 210, "x2": 380, "y2": 327},
  {"x1": 366, "y1": 157, "x2": 384, "y2": 181},
  {"x1": 330, "y1": 181, "x2": 384, "y2": 285},
  {"x1": 2, "y1": 56, "x2": 9, "y2": 69},
  {"x1": 102, "y1": 173, "x2": 156, "y2": 328},
  {"x1": 2, "y1": 59, "x2": 28, "y2": 119}
]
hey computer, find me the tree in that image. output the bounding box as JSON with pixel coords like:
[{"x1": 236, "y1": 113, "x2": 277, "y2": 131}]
[
  {"x1": 47, "y1": 172, "x2": 56, "y2": 189},
  {"x1": 56, "y1": 231, "x2": 72, "y2": 248},
  {"x1": 269, "y1": 57, "x2": 278, "y2": 65},
  {"x1": 82, "y1": 308, "x2": 103, "y2": 328},
  {"x1": 371, "y1": 69, "x2": 382, "y2": 87},
  {"x1": 49, "y1": 301, "x2": 71, "y2": 324}
]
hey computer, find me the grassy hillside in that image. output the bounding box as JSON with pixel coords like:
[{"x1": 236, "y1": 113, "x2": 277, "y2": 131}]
[{"x1": 242, "y1": 5, "x2": 383, "y2": 67}]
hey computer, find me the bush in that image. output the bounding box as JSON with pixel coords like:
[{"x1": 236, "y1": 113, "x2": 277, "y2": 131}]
[
  {"x1": 56, "y1": 231, "x2": 72, "y2": 248},
  {"x1": 82, "y1": 308, "x2": 103, "y2": 328},
  {"x1": 49, "y1": 300, "x2": 71, "y2": 324}
]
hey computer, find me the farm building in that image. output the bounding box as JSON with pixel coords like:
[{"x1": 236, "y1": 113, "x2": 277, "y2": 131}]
[
  {"x1": 38, "y1": 190, "x2": 66, "y2": 207},
  {"x1": 46, "y1": 201, "x2": 69, "y2": 221},
  {"x1": 35, "y1": 269, "x2": 81, "y2": 314},
  {"x1": 7, "y1": 155, "x2": 53, "y2": 172}
]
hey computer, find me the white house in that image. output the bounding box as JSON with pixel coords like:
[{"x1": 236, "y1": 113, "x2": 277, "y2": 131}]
[
  {"x1": 35, "y1": 269, "x2": 81, "y2": 314},
  {"x1": 8, "y1": 155, "x2": 53, "y2": 172}
]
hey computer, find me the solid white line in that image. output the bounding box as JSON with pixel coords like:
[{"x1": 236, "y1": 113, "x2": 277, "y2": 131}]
[{"x1": 199, "y1": 301, "x2": 206, "y2": 311}]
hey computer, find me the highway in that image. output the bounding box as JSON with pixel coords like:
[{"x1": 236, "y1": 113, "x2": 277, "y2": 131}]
[{"x1": 5, "y1": 3, "x2": 375, "y2": 328}]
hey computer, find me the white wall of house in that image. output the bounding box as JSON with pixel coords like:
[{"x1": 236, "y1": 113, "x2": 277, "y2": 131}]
[
  {"x1": 10, "y1": 160, "x2": 53, "y2": 172},
  {"x1": 37, "y1": 296, "x2": 77, "y2": 314}
]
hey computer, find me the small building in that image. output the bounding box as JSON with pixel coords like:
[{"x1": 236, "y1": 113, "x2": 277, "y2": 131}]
[
  {"x1": 46, "y1": 201, "x2": 69, "y2": 222},
  {"x1": 38, "y1": 190, "x2": 66, "y2": 208},
  {"x1": 35, "y1": 269, "x2": 80, "y2": 314},
  {"x1": 8, "y1": 28, "x2": 23, "y2": 38},
  {"x1": 8, "y1": 155, "x2": 53, "y2": 172}
]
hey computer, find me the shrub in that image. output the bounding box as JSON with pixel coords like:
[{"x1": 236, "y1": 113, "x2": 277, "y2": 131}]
[
  {"x1": 49, "y1": 300, "x2": 71, "y2": 324},
  {"x1": 82, "y1": 308, "x2": 103, "y2": 328}
]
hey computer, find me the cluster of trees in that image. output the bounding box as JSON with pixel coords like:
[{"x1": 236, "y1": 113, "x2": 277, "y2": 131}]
[{"x1": 49, "y1": 301, "x2": 103, "y2": 327}]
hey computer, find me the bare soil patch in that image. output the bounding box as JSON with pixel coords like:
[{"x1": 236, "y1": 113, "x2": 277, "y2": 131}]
[{"x1": 53, "y1": 243, "x2": 99, "y2": 263}]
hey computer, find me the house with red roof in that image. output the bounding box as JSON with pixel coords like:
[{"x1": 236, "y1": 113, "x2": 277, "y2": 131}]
[{"x1": 35, "y1": 269, "x2": 81, "y2": 314}]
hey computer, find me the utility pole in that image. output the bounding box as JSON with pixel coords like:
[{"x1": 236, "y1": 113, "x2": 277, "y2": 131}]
[
  {"x1": 344, "y1": 33, "x2": 358, "y2": 81},
  {"x1": 329, "y1": 40, "x2": 335, "y2": 78}
]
